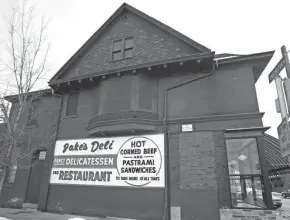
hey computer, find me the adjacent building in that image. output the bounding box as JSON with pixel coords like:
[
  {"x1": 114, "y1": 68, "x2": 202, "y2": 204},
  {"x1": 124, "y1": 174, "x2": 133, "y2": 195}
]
[
  {"x1": 264, "y1": 134, "x2": 290, "y2": 193},
  {"x1": 0, "y1": 3, "x2": 276, "y2": 220}
]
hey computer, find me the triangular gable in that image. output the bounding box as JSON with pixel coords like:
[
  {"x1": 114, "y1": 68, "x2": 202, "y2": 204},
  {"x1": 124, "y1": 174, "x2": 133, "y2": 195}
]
[{"x1": 49, "y1": 3, "x2": 211, "y2": 84}]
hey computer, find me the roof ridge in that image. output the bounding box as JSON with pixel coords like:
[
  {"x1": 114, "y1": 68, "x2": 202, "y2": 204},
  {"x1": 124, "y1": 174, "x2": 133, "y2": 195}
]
[{"x1": 123, "y1": 3, "x2": 211, "y2": 52}]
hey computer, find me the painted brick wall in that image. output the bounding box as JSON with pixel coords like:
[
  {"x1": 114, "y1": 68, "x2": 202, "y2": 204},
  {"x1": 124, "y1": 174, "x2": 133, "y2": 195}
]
[
  {"x1": 46, "y1": 185, "x2": 164, "y2": 219},
  {"x1": 58, "y1": 87, "x2": 98, "y2": 139},
  {"x1": 165, "y1": 66, "x2": 259, "y2": 118},
  {"x1": 62, "y1": 11, "x2": 197, "y2": 80},
  {"x1": 58, "y1": 63, "x2": 261, "y2": 140},
  {"x1": 179, "y1": 132, "x2": 216, "y2": 189},
  {"x1": 0, "y1": 95, "x2": 61, "y2": 207}
]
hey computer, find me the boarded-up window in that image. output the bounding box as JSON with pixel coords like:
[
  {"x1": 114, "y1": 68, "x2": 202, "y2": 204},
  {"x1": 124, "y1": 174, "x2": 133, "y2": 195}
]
[
  {"x1": 103, "y1": 77, "x2": 132, "y2": 113},
  {"x1": 139, "y1": 77, "x2": 155, "y2": 110},
  {"x1": 27, "y1": 99, "x2": 40, "y2": 126},
  {"x1": 66, "y1": 91, "x2": 79, "y2": 116},
  {"x1": 112, "y1": 37, "x2": 134, "y2": 61}
]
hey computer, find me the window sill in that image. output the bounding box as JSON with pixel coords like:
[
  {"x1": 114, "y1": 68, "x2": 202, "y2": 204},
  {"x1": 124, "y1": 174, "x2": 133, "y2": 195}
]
[
  {"x1": 111, "y1": 56, "x2": 134, "y2": 62},
  {"x1": 64, "y1": 115, "x2": 79, "y2": 119}
]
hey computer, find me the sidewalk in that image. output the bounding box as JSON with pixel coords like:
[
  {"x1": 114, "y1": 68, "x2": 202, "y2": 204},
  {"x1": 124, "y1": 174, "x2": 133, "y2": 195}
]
[{"x1": 0, "y1": 208, "x2": 106, "y2": 220}]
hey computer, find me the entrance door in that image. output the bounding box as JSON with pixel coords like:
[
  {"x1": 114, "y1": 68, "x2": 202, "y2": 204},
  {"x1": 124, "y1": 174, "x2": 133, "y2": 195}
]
[{"x1": 25, "y1": 150, "x2": 45, "y2": 204}]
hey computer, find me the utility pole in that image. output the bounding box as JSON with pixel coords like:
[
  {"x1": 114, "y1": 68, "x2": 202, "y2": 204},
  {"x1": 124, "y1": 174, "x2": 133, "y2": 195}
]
[
  {"x1": 281, "y1": 46, "x2": 290, "y2": 78},
  {"x1": 269, "y1": 45, "x2": 290, "y2": 159},
  {"x1": 275, "y1": 76, "x2": 287, "y2": 120},
  {"x1": 281, "y1": 46, "x2": 290, "y2": 163}
]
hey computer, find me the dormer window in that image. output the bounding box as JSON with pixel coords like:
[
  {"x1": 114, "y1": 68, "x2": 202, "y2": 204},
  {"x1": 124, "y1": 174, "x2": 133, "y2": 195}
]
[{"x1": 112, "y1": 37, "x2": 134, "y2": 61}]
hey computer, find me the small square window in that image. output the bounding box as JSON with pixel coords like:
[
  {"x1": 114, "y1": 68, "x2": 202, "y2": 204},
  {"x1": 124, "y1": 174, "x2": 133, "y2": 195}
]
[
  {"x1": 112, "y1": 37, "x2": 134, "y2": 61},
  {"x1": 113, "y1": 40, "x2": 122, "y2": 52},
  {"x1": 124, "y1": 38, "x2": 134, "y2": 49},
  {"x1": 113, "y1": 51, "x2": 122, "y2": 61}
]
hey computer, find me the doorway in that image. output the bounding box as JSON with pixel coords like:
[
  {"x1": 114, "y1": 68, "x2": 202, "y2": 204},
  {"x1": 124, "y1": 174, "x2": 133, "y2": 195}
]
[{"x1": 24, "y1": 150, "x2": 46, "y2": 204}]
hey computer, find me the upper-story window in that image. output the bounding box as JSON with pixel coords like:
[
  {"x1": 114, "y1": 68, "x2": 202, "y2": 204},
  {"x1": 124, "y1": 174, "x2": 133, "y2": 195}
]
[
  {"x1": 112, "y1": 37, "x2": 134, "y2": 61},
  {"x1": 103, "y1": 76, "x2": 132, "y2": 113},
  {"x1": 66, "y1": 91, "x2": 79, "y2": 117},
  {"x1": 27, "y1": 99, "x2": 40, "y2": 126}
]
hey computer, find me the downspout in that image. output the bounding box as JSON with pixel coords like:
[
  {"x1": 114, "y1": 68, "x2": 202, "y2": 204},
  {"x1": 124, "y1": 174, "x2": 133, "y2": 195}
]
[
  {"x1": 163, "y1": 67, "x2": 215, "y2": 220},
  {"x1": 42, "y1": 91, "x2": 63, "y2": 211}
]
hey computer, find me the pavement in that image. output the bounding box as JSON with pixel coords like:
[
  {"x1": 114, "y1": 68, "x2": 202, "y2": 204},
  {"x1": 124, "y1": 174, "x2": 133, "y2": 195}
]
[
  {"x1": 277, "y1": 197, "x2": 290, "y2": 214},
  {"x1": 0, "y1": 208, "x2": 107, "y2": 220},
  {"x1": 1, "y1": 204, "x2": 290, "y2": 220}
]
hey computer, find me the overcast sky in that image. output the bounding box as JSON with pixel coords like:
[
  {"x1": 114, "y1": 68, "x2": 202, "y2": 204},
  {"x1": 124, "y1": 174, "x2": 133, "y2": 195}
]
[{"x1": 1, "y1": 0, "x2": 290, "y2": 138}]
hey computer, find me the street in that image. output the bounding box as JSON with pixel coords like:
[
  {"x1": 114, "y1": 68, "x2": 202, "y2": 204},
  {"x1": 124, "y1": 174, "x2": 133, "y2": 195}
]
[
  {"x1": 0, "y1": 208, "x2": 104, "y2": 220},
  {"x1": 278, "y1": 197, "x2": 290, "y2": 213}
]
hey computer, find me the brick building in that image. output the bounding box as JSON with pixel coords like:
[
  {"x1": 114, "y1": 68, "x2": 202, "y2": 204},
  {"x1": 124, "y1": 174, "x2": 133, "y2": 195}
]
[{"x1": 0, "y1": 3, "x2": 276, "y2": 220}]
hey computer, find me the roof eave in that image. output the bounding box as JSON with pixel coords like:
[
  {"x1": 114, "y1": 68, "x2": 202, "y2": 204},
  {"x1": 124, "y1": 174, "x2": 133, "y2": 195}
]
[
  {"x1": 216, "y1": 50, "x2": 275, "y2": 83},
  {"x1": 215, "y1": 50, "x2": 275, "y2": 65},
  {"x1": 49, "y1": 51, "x2": 215, "y2": 87},
  {"x1": 4, "y1": 88, "x2": 53, "y2": 103}
]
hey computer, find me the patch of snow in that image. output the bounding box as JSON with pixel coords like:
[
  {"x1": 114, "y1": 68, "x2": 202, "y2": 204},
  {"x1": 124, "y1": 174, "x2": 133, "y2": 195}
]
[
  {"x1": 68, "y1": 218, "x2": 87, "y2": 220},
  {"x1": 0, "y1": 217, "x2": 12, "y2": 220}
]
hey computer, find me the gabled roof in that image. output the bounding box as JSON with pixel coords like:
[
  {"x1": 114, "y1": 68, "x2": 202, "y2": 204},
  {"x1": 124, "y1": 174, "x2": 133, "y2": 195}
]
[{"x1": 48, "y1": 2, "x2": 211, "y2": 85}]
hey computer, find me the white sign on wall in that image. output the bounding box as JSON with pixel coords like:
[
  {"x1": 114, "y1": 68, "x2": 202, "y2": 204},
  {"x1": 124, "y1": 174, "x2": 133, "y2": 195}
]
[
  {"x1": 181, "y1": 124, "x2": 193, "y2": 132},
  {"x1": 39, "y1": 151, "x2": 46, "y2": 160},
  {"x1": 50, "y1": 134, "x2": 164, "y2": 188}
]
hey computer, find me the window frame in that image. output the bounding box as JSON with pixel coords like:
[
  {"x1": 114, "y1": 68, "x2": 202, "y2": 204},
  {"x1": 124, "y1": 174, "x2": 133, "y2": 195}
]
[
  {"x1": 27, "y1": 99, "x2": 41, "y2": 127},
  {"x1": 65, "y1": 90, "x2": 80, "y2": 118},
  {"x1": 111, "y1": 37, "x2": 135, "y2": 61},
  {"x1": 225, "y1": 135, "x2": 268, "y2": 210}
]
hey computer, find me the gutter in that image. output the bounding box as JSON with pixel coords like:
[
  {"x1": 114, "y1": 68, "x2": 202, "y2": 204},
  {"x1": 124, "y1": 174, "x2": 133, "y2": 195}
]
[
  {"x1": 49, "y1": 52, "x2": 215, "y2": 86},
  {"x1": 42, "y1": 91, "x2": 63, "y2": 211}
]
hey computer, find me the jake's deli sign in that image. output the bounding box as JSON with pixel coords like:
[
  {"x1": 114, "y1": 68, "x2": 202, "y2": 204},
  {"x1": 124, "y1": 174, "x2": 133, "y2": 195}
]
[{"x1": 50, "y1": 134, "x2": 164, "y2": 187}]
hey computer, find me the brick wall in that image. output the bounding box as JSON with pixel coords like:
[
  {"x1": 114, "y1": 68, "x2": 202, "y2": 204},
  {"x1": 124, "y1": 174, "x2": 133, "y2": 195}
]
[
  {"x1": 165, "y1": 66, "x2": 259, "y2": 118},
  {"x1": 214, "y1": 132, "x2": 231, "y2": 208},
  {"x1": 178, "y1": 131, "x2": 220, "y2": 220},
  {"x1": 58, "y1": 87, "x2": 97, "y2": 139},
  {"x1": 46, "y1": 185, "x2": 164, "y2": 219}
]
